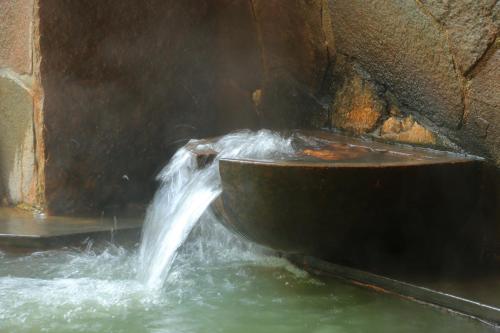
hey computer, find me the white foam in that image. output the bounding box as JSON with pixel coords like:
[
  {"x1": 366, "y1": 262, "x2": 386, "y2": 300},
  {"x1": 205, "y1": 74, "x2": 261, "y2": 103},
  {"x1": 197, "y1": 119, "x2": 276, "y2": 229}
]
[{"x1": 138, "y1": 130, "x2": 296, "y2": 289}]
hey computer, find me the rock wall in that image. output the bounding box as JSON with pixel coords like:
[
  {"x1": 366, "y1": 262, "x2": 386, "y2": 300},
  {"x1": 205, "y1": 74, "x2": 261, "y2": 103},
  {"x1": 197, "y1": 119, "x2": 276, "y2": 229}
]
[
  {"x1": 38, "y1": 0, "x2": 220, "y2": 214},
  {"x1": 248, "y1": 0, "x2": 334, "y2": 128},
  {"x1": 0, "y1": 0, "x2": 38, "y2": 207},
  {"x1": 35, "y1": 0, "x2": 334, "y2": 214},
  {"x1": 0, "y1": 0, "x2": 497, "y2": 220},
  {"x1": 326, "y1": 0, "x2": 499, "y2": 258},
  {"x1": 0, "y1": 0, "x2": 33, "y2": 74},
  {"x1": 0, "y1": 0, "x2": 333, "y2": 213},
  {"x1": 327, "y1": 0, "x2": 499, "y2": 166}
]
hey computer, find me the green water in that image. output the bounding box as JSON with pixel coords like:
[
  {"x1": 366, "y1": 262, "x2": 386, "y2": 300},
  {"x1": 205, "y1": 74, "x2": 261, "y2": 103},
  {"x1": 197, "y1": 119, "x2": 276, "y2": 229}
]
[{"x1": 0, "y1": 221, "x2": 494, "y2": 333}]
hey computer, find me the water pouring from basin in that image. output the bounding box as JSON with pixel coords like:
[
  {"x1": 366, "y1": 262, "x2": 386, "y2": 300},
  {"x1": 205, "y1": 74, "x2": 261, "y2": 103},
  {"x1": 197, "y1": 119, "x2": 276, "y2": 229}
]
[
  {"x1": 138, "y1": 128, "x2": 483, "y2": 288},
  {"x1": 138, "y1": 130, "x2": 296, "y2": 289}
]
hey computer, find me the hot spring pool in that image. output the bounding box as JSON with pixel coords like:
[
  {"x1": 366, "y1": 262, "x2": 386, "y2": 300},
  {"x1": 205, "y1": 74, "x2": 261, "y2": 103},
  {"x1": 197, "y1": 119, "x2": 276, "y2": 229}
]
[{"x1": 0, "y1": 218, "x2": 494, "y2": 333}]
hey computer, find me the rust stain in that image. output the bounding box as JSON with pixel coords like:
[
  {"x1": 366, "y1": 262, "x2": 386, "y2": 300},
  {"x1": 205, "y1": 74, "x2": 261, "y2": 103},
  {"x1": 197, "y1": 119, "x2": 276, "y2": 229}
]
[
  {"x1": 351, "y1": 280, "x2": 390, "y2": 294},
  {"x1": 381, "y1": 116, "x2": 437, "y2": 145},
  {"x1": 302, "y1": 143, "x2": 369, "y2": 161},
  {"x1": 31, "y1": 0, "x2": 47, "y2": 213}
]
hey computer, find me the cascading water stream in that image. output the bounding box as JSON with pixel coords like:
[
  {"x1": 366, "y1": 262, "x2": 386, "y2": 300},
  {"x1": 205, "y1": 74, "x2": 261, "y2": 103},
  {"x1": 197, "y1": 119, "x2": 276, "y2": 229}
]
[{"x1": 138, "y1": 130, "x2": 296, "y2": 289}]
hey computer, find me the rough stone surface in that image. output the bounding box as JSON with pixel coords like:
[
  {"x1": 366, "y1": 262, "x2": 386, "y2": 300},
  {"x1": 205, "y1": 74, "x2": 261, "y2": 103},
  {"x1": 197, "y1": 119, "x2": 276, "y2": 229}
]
[
  {"x1": 463, "y1": 42, "x2": 500, "y2": 165},
  {"x1": 1, "y1": 0, "x2": 494, "y2": 218},
  {"x1": 0, "y1": 76, "x2": 36, "y2": 205},
  {"x1": 35, "y1": 0, "x2": 335, "y2": 214},
  {"x1": 0, "y1": 0, "x2": 33, "y2": 74},
  {"x1": 252, "y1": 0, "x2": 332, "y2": 92},
  {"x1": 327, "y1": 57, "x2": 439, "y2": 145},
  {"x1": 37, "y1": 0, "x2": 221, "y2": 214},
  {"x1": 324, "y1": 0, "x2": 498, "y2": 257},
  {"x1": 494, "y1": 2, "x2": 500, "y2": 29},
  {"x1": 419, "y1": 0, "x2": 498, "y2": 74},
  {"x1": 381, "y1": 116, "x2": 437, "y2": 145},
  {"x1": 331, "y1": 72, "x2": 386, "y2": 134},
  {"x1": 381, "y1": 117, "x2": 403, "y2": 135},
  {"x1": 210, "y1": 0, "x2": 262, "y2": 133},
  {"x1": 251, "y1": 0, "x2": 334, "y2": 128},
  {"x1": 328, "y1": 0, "x2": 464, "y2": 129}
]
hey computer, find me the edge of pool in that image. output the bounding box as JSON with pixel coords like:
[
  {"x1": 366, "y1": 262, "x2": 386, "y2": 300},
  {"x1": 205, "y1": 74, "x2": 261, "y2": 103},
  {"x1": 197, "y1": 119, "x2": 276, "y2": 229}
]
[{"x1": 287, "y1": 254, "x2": 500, "y2": 328}]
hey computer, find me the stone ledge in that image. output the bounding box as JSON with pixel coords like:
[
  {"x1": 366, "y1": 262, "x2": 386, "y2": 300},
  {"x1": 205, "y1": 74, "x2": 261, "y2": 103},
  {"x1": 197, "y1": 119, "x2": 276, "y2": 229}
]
[{"x1": 0, "y1": 208, "x2": 142, "y2": 250}]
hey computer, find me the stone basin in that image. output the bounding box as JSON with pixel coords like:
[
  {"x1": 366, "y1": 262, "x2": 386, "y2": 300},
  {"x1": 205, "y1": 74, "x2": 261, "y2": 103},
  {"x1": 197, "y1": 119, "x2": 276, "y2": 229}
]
[{"x1": 190, "y1": 130, "x2": 485, "y2": 270}]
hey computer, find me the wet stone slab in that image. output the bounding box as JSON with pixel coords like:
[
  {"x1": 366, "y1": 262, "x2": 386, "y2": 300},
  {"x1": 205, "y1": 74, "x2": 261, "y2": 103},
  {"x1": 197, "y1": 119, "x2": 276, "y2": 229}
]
[{"x1": 0, "y1": 208, "x2": 142, "y2": 250}]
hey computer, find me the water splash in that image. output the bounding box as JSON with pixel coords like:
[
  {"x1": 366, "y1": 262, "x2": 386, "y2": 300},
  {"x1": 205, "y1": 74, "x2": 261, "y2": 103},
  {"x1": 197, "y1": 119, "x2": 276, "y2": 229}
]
[{"x1": 138, "y1": 130, "x2": 295, "y2": 289}]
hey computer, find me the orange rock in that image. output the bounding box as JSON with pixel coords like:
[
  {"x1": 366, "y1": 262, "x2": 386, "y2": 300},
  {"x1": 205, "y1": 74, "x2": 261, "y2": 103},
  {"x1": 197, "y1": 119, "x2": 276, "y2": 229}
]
[
  {"x1": 401, "y1": 116, "x2": 415, "y2": 132},
  {"x1": 331, "y1": 75, "x2": 385, "y2": 134},
  {"x1": 344, "y1": 106, "x2": 381, "y2": 134},
  {"x1": 381, "y1": 116, "x2": 402, "y2": 135},
  {"x1": 398, "y1": 122, "x2": 436, "y2": 145},
  {"x1": 302, "y1": 144, "x2": 369, "y2": 161},
  {"x1": 381, "y1": 116, "x2": 436, "y2": 145}
]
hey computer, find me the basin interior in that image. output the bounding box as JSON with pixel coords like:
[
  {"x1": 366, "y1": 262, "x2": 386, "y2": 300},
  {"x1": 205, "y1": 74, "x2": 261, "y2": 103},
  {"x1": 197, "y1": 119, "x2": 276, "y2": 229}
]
[
  {"x1": 187, "y1": 130, "x2": 481, "y2": 170},
  {"x1": 227, "y1": 130, "x2": 480, "y2": 166}
]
